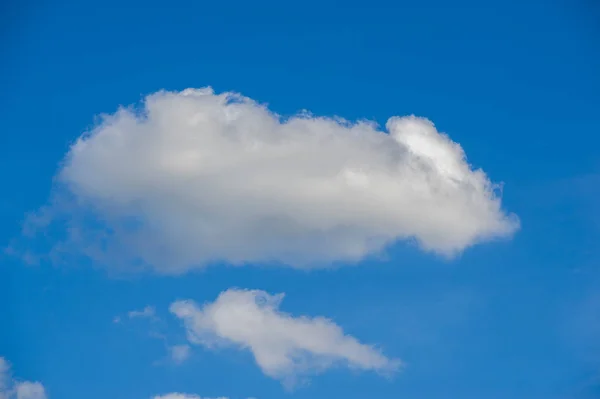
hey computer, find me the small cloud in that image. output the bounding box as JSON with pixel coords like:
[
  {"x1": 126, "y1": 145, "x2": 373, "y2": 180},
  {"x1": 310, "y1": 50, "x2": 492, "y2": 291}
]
[
  {"x1": 170, "y1": 345, "x2": 191, "y2": 365},
  {"x1": 170, "y1": 288, "x2": 400, "y2": 386},
  {"x1": 128, "y1": 306, "x2": 157, "y2": 320}
]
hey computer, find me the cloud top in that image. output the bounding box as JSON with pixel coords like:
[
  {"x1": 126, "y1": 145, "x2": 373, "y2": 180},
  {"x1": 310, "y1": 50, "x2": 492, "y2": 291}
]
[
  {"x1": 29, "y1": 87, "x2": 518, "y2": 272},
  {"x1": 170, "y1": 289, "x2": 399, "y2": 384}
]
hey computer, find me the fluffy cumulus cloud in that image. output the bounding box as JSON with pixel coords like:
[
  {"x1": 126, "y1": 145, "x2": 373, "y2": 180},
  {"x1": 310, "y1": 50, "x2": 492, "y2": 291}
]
[
  {"x1": 28, "y1": 87, "x2": 518, "y2": 272},
  {"x1": 0, "y1": 358, "x2": 47, "y2": 399},
  {"x1": 170, "y1": 289, "x2": 399, "y2": 383}
]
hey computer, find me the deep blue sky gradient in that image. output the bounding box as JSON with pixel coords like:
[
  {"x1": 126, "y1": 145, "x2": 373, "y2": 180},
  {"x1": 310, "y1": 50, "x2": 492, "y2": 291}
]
[{"x1": 1, "y1": 0, "x2": 599, "y2": 398}]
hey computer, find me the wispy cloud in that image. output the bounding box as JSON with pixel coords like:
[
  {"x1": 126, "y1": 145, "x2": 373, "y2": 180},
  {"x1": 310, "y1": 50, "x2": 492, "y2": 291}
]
[
  {"x1": 128, "y1": 306, "x2": 157, "y2": 320},
  {"x1": 169, "y1": 344, "x2": 191, "y2": 365},
  {"x1": 170, "y1": 288, "x2": 400, "y2": 386}
]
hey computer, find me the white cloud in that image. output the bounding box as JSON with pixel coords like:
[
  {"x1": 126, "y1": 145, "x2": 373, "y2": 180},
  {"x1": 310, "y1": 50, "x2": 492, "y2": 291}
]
[
  {"x1": 169, "y1": 344, "x2": 191, "y2": 364},
  {"x1": 15, "y1": 383, "x2": 46, "y2": 399},
  {"x1": 0, "y1": 358, "x2": 47, "y2": 399},
  {"x1": 27, "y1": 87, "x2": 518, "y2": 272},
  {"x1": 170, "y1": 289, "x2": 400, "y2": 384},
  {"x1": 128, "y1": 306, "x2": 157, "y2": 320}
]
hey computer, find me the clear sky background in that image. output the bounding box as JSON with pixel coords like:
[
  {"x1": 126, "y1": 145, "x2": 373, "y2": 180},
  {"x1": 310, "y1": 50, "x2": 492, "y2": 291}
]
[{"x1": 1, "y1": 0, "x2": 599, "y2": 398}]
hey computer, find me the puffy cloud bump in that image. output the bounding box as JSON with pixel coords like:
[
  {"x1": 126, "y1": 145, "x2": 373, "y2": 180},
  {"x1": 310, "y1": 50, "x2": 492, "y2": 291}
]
[
  {"x1": 40, "y1": 87, "x2": 518, "y2": 272},
  {"x1": 170, "y1": 289, "x2": 399, "y2": 383}
]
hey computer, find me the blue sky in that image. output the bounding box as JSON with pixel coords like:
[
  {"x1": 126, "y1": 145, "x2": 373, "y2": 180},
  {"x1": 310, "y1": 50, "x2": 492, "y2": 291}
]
[{"x1": 1, "y1": 0, "x2": 599, "y2": 398}]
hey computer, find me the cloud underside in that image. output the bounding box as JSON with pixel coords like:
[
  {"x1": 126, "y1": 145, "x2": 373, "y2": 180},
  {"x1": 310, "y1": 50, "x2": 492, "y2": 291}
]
[
  {"x1": 170, "y1": 289, "x2": 399, "y2": 384},
  {"x1": 30, "y1": 87, "x2": 518, "y2": 272}
]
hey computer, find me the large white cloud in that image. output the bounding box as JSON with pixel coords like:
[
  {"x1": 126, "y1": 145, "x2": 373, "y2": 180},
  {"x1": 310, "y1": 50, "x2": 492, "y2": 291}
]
[
  {"x1": 30, "y1": 87, "x2": 518, "y2": 272},
  {"x1": 0, "y1": 358, "x2": 47, "y2": 399},
  {"x1": 170, "y1": 289, "x2": 399, "y2": 384}
]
